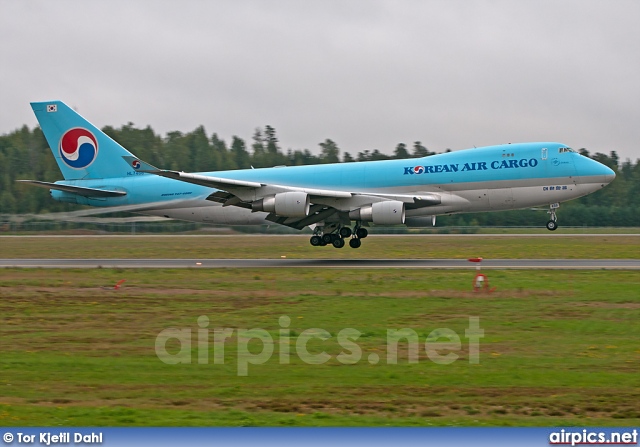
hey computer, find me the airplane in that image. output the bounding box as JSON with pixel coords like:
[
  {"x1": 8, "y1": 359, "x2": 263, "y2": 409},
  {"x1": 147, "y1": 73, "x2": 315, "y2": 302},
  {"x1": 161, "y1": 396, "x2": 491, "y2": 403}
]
[{"x1": 19, "y1": 100, "x2": 616, "y2": 248}]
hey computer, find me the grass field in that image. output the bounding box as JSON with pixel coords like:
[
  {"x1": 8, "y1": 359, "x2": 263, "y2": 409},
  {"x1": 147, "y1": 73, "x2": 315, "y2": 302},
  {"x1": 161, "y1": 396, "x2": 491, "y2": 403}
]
[
  {"x1": 1, "y1": 266, "x2": 639, "y2": 427},
  {"x1": 1, "y1": 235, "x2": 640, "y2": 259}
]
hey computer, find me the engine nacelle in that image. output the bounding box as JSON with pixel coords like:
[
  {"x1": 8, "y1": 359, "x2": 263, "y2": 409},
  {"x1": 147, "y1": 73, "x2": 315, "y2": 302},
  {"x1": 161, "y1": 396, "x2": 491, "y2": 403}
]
[
  {"x1": 404, "y1": 216, "x2": 436, "y2": 227},
  {"x1": 349, "y1": 200, "x2": 405, "y2": 225},
  {"x1": 252, "y1": 192, "x2": 310, "y2": 217}
]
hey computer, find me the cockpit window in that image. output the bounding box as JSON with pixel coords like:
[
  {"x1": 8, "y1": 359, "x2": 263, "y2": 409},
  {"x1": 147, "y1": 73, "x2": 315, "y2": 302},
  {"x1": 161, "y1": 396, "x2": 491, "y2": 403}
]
[{"x1": 558, "y1": 147, "x2": 574, "y2": 153}]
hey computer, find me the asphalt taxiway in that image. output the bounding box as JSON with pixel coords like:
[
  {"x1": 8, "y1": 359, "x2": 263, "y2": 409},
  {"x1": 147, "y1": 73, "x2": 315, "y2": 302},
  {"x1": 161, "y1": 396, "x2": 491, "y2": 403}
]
[{"x1": 1, "y1": 258, "x2": 638, "y2": 269}]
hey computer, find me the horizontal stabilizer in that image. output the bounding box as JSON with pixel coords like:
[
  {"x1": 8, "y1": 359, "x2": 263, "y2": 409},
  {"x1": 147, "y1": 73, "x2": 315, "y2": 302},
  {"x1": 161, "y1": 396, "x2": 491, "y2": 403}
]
[{"x1": 16, "y1": 180, "x2": 127, "y2": 197}]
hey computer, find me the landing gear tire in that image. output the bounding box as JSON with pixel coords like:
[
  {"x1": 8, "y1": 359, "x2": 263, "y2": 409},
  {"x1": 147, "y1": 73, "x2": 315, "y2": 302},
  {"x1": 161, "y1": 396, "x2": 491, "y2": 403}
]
[
  {"x1": 349, "y1": 238, "x2": 362, "y2": 249},
  {"x1": 310, "y1": 235, "x2": 322, "y2": 246},
  {"x1": 332, "y1": 237, "x2": 345, "y2": 248},
  {"x1": 322, "y1": 234, "x2": 334, "y2": 244},
  {"x1": 339, "y1": 227, "x2": 352, "y2": 238},
  {"x1": 546, "y1": 220, "x2": 558, "y2": 231},
  {"x1": 356, "y1": 228, "x2": 368, "y2": 239}
]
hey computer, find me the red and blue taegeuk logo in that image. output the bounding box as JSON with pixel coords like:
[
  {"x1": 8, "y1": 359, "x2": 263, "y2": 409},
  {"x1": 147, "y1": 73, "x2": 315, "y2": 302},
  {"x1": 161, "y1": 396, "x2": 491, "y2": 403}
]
[{"x1": 59, "y1": 128, "x2": 99, "y2": 169}]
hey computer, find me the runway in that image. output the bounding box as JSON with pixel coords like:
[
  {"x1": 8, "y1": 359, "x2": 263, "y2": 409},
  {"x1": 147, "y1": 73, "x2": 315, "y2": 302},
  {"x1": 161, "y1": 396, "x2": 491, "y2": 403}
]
[{"x1": 1, "y1": 258, "x2": 639, "y2": 269}]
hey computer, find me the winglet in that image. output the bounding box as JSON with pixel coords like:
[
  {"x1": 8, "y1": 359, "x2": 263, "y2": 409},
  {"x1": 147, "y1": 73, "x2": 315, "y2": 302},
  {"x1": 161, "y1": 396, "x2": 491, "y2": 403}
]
[{"x1": 121, "y1": 156, "x2": 160, "y2": 173}]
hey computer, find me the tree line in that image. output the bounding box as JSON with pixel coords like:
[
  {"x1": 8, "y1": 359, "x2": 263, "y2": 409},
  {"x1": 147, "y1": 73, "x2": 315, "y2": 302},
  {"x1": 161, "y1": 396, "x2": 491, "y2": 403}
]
[{"x1": 0, "y1": 123, "x2": 638, "y2": 227}]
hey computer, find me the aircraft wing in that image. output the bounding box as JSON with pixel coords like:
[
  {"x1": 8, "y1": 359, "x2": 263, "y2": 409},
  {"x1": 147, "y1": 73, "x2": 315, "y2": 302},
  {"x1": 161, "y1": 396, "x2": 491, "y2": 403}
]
[
  {"x1": 123, "y1": 156, "x2": 354, "y2": 200},
  {"x1": 155, "y1": 171, "x2": 264, "y2": 189},
  {"x1": 164, "y1": 169, "x2": 442, "y2": 208},
  {"x1": 125, "y1": 155, "x2": 450, "y2": 228},
  {"x1": 160, "y1": 170, "x2": 354, "y2": 199}
]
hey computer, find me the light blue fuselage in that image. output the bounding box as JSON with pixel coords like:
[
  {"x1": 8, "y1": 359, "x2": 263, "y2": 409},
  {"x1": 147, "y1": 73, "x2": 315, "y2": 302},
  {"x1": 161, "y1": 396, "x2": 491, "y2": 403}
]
[{"x1": 51, "y1": 142, "x2": 614, "y2": 225}]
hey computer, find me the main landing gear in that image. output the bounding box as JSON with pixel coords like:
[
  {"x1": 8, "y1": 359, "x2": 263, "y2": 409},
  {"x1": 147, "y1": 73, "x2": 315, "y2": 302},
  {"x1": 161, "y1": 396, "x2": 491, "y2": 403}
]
[
  {"x1": 546, "y1": 203, "x2": 559, "y2": 231},
  {"x1": 309, "y1": 224, "x2": 368, "y2": 249}
]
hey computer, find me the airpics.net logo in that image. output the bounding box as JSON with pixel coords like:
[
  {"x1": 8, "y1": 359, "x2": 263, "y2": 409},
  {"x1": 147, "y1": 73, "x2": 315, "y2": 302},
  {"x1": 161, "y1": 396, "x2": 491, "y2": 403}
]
[
  {"x1": 155, "y1": 316, "x2": 484, "y2": 376},
  {"x1": 549, "y1": 429, "x2": 638, "y2": 446}
]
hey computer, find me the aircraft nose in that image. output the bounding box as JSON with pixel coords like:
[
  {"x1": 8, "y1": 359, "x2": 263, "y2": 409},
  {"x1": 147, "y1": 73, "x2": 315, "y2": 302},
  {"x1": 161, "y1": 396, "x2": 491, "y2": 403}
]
[{"x1": 602, "y1": 165, "x2": 616, "y2": 184}]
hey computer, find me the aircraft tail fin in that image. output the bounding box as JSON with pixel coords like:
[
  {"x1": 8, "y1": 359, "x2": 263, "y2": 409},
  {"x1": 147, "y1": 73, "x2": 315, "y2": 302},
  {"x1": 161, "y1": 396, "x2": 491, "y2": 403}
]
[{"x1": 31, "y1": 101, "x2": 138, "y2": 180}]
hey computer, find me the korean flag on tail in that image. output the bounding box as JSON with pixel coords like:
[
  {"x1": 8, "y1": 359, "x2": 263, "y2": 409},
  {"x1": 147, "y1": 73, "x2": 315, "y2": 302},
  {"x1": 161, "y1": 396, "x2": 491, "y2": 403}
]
[{"x1": 47, "y1": 104, "x2": 57, "y2": 112}]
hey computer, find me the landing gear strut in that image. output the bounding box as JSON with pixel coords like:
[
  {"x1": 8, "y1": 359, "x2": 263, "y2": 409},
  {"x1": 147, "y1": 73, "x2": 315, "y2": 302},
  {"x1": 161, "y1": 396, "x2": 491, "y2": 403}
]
[
  {"x1": 349, "y1": 222, "x2": 367, "y2": 249},
  {"x1": 546, "y1": 203, "x2": 559, "y2": 231}
]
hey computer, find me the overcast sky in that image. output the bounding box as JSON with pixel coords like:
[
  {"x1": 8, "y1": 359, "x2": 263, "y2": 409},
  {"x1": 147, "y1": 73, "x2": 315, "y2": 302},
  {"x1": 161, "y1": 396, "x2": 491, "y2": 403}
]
[{"x1": 2, "y1": 1, "x2": 639, "y2": 161}]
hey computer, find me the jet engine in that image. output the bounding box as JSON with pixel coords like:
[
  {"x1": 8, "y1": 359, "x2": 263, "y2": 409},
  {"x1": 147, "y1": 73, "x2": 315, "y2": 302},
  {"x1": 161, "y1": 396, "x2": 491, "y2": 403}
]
[
  {"x1": 349, "y1": 200, "x2": 405, "y2": 225},
  {"x1": 252, "y1": 192, "x2": 310, "y2": 217}
]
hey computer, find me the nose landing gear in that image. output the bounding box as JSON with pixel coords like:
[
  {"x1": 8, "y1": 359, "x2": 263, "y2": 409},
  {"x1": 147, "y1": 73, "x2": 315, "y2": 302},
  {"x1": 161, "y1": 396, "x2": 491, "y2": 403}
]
[{"x1": 546, "y1": 203, "x2": 559, "y2": 231}]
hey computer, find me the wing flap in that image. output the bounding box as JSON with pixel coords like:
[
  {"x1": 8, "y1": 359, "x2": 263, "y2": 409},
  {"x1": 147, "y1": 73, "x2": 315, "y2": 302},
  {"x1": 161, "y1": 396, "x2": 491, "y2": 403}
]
[
  {"x1": 265, "y1": 205, "x2": 337, "y2": 230},
  {"x1": 206, "y1": 191, "x2": 252, "y2": 209}
]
